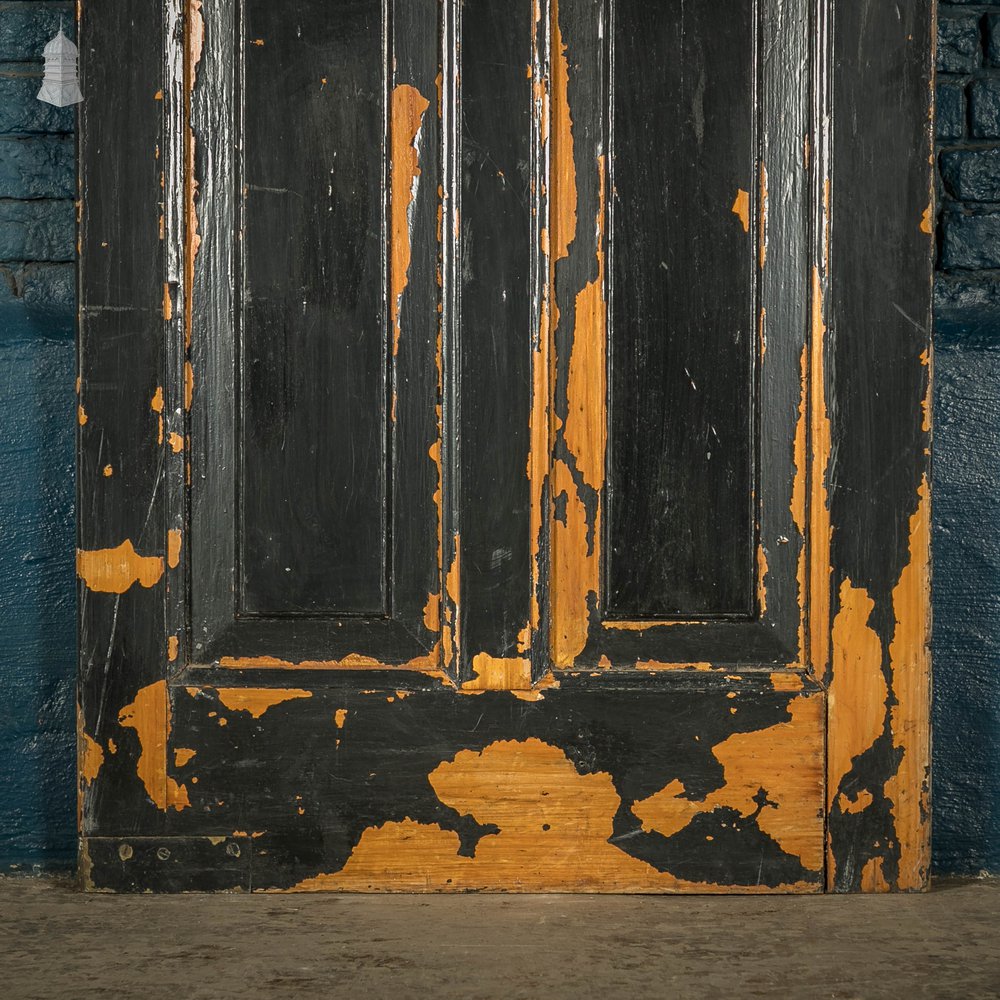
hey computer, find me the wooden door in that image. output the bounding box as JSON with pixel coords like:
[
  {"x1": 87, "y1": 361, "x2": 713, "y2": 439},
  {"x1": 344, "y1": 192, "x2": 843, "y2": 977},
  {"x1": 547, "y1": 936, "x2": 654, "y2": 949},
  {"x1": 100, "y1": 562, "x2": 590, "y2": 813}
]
[{"x1": 77, "y1": 0, "x2": 933, "y2": 892}]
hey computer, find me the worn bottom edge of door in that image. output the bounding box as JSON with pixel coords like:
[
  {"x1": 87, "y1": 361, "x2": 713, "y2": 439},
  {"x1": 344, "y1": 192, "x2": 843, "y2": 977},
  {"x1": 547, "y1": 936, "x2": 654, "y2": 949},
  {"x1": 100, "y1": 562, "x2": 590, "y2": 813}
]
[{"x1": 80, "y1": 682, "x2": 825, "y2": 893}]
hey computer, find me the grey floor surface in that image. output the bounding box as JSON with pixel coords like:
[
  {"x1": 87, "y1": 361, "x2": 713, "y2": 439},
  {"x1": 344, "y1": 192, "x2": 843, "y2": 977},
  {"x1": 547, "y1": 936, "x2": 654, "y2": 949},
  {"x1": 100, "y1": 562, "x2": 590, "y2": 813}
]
[{"x1": 0, "y1": 875, "x2": 997, "y2": 1000}]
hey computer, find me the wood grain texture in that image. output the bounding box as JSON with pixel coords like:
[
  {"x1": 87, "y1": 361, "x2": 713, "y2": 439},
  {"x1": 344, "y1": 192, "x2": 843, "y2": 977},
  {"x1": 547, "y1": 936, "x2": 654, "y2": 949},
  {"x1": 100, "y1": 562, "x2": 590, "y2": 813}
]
[
  {"x1": 824, "y1": 0, "x2": 933, "y2": 892},
  {"x1": 85, "y1": 676, "x2": 824, "y2": 893}
]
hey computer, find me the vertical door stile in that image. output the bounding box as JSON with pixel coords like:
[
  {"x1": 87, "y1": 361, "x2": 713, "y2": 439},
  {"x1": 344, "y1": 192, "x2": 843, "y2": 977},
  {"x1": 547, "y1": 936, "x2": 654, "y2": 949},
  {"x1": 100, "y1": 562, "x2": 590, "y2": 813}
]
[{"x1": 450, "y1": 0, "x2": 537, "y2": 692}]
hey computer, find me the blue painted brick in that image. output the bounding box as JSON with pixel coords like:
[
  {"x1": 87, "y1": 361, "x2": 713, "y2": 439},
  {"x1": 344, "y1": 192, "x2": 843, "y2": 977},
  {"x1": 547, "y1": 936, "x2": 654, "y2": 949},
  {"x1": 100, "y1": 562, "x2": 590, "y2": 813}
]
[
  {"x1": 0, "y1": 2, "x2": 76, "y2": 63},
  {"x1": 935, "y1": 274, "x2": 1000, "y2": 347},
  {"x1": 0, "y1": 199, "x2": 75, "y2": 261},
  {"x1": 0, "y1": 74, "x2": 74, "y2": 135},
  {"x1": 970, "y1": 78, "x2": 1000, "y2": 139},
  {"x1": 938, "y1": 15, "x2": 983, "y2": 74},
  {"x1": 937, "y1": 81, "x2": 967, "y2": 140},
  {"x1": 940, "y1": 148, "x2": 1000, "y2": 201},
  {"x1": 0, "y1": 334, "x2": 76, "y2": 870},
  {"x1": 941, "y1": 209, "x2": 1000, "y2": 269},
  {"x1": 0, "y1": 261, "x2": 75, "y2": 312},
  {"x1": 988, "y1": 14, "x2": 1000, "y2": 67},
  {"x1": 20, "y1": 261, "x2": 74, "y2": 309},
  {"x1": 0, "y1": 136, "x2": 74, "y2": 197}
]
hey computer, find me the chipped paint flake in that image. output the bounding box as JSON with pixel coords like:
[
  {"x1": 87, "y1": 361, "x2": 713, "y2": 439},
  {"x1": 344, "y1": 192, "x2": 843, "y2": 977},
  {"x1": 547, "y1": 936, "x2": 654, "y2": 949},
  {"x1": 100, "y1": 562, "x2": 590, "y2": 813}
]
[
  {"x1": 390, "y1": 84, "x2": 430, "y2": 358},
  {"x1": 731, "y1": 188, "x2": 750, "y2": 233},
  {"x1": 214, "y1": 688, "x2": 313, "y2": 719},
  {"x1": 117, "y1": 681, "x2": 190, "y2": 811},
  {"x1": 634, "y1": 694, "x2": 824, "y2": 871},
  {"x1": 552, "y1": 157, "x2": 606, "y2": 667},
  {"x1": 167, "y1": 528, "x2": 181, "y2": 570},
  {"x1": 462, "y1": 654, "x2": 532, "y2": 692},
  {"x1": 80, "y1": 730, "x2": 104, "y2": 787},
  {"x1": 810, "y1": 268, "x2": 832, "y2": 677},
  {"x1": 77, "y1": 540, "x2": 164, "y2": 594},
  {"x1": 828, "y1": 577, "x2": 888, "y2": 845},
  {"x1": 885, "y1": 474, "x2": 931, "y2": 889},
  {"x1": 285, "y1": 738, "x2": 817, "y2": 893}
]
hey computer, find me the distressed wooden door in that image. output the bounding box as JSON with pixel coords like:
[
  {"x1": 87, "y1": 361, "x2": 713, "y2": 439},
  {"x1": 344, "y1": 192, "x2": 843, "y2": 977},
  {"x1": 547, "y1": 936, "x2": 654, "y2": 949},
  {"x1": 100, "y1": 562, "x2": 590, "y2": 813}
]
[{"x1": 78, "y1": 0, "x2": 933, "y2": 892}]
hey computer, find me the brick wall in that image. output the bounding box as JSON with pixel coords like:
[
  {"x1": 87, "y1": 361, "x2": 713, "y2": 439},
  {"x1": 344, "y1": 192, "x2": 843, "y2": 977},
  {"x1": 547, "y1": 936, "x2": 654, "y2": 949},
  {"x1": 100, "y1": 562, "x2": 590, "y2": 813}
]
[
  {"x1": 933, "y1": 3, "x2": 1000, "y2": 876},
  {"x1": 0, "y1": 0, "x2": 76, "y2": 870}
]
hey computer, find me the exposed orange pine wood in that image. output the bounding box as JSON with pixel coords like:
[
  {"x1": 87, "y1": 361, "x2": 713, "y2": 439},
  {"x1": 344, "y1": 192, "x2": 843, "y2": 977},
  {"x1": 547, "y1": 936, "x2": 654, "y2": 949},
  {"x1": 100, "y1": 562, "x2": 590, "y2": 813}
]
[
  {"x1": 77, "y1": 540, "x2": 164, "y2": 594},
  {"x1": 282, "y1": 737, "x2": 819, "y2": 893},
  {"x1": 118, "y1": 681, "x2": 190, "y2": 811},
  {"x1": 390, "y1": 84, "x2": 430, "y2": 359}
]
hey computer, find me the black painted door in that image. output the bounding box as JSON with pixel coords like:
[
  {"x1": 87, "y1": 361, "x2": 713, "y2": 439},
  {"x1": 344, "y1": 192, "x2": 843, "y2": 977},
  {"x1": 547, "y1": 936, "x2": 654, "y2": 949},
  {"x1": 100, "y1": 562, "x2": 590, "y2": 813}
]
[{"x1": 77, "y1": 0, "x2": 933, "y2": 892}]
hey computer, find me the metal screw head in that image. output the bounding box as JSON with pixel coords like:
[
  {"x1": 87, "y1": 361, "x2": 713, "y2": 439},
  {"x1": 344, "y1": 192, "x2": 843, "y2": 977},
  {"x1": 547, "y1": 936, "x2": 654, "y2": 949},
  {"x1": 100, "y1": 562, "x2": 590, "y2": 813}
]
[
  {"x1": 156, "y1": 846, "x2": 171, "y2": 861},
  {"x1": 118, "y1": 843, "x2": 133, "y2": 861},
  {"x1": 225, "y1": 841, "x2": 241, "y2": 858}
]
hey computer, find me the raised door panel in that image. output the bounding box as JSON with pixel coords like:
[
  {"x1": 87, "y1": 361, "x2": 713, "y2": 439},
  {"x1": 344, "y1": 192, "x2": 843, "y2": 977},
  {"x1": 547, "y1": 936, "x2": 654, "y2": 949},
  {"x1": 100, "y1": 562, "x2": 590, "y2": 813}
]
[
  {"x1": 188, "y1": 0, "x2": 443, "y2": 667},
  {"x1": 549, "y1": 0, "x2": 809, "y2": 669}
]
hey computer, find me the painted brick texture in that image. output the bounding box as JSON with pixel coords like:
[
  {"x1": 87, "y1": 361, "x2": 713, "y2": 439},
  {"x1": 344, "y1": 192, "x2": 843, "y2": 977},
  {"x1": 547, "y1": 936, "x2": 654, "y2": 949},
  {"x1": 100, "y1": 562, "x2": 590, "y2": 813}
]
[
  {"x1": 934, "y1": 3, "x2": 1000, "y2": 877},
  {"x1": 0, "y1": 0, "x2": 76, "y2": 871}
]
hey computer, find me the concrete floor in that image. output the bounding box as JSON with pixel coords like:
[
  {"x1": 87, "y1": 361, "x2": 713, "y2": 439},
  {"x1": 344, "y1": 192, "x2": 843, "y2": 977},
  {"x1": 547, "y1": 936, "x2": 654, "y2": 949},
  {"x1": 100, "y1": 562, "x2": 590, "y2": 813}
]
[{"x1": 0, "y1": 877, "x2": 997, "y2": 1000}]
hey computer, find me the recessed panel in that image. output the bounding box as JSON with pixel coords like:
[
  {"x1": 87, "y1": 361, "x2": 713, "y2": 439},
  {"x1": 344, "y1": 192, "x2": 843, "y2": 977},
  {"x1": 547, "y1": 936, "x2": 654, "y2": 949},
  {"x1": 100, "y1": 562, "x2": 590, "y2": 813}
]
[
  {"x1": 605, "y1": 0, "x2": 757, "y2": 618},
  {"x1": 239, "y1": 0, "x2": 389, "y2": 616}
]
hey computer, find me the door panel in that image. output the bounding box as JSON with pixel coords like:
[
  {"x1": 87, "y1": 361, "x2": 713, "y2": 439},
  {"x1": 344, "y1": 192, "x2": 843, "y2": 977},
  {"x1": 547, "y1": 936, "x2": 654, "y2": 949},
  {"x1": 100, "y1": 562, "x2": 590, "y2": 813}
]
[
  {"x1": 78, "y1": 0, "x2": 933, "y2": 893},
  {"x1": 549, "y1": 0, "x2": 808, "y2": 669},
  {"x1": 607, "y1": 0, "x2": 756, "y2": 620},
  {"x1": 240, "y1": 0, "x2": 390, "y2": 617},
  {"x1": 189, "y1": 0, "x2": 443, "y2": 666}
]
